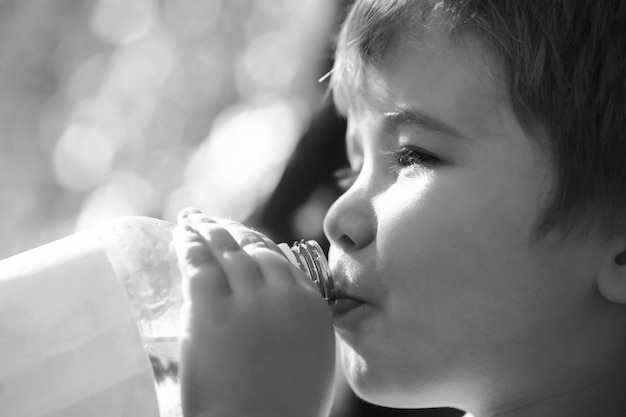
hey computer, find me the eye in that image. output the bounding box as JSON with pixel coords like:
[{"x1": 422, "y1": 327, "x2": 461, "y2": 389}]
[
  {"x1": 333, "y1": 166, "x2": 359, "y2": 192},
  {"x1": 383, "y1": 146, "x2": 442, "y2": 174}
]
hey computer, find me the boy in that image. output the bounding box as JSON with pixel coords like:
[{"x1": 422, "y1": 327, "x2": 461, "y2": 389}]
[{"x1": 173, "y1": 0, "x2": 626, "y2": 416}]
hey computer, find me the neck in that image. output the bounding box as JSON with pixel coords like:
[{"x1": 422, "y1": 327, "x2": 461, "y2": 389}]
[{"x1": 486, "y1": 375, "x2": 626, "y2": 417}]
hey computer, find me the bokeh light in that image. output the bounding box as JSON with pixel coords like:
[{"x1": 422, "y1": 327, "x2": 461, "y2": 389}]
[
  {"x1": 0, "y1": 0, "x2": 336, "y2": 258},
  {"x1": 53, "y1": 122, "x2": 116, "y2": 191},
  {"x1": 91, "y1": 0, "x2": 157, "y2": 45},
  {"x1": 167, "y1": 100, "x2": 303, "y2": 221}
]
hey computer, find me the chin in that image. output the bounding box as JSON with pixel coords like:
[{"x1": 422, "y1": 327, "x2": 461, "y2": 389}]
[
  {"x1": 339, "y1": 343, "x2": 463, "y2": 410},
  {"x1": 339, "y1": 346, "x2": 412, "y2": 408},
  {"x1": 339, "y1": 342, "x2": 388, "y2": 402},
  {"x1": 347, "y1": 375, "x2": 448, "y2": 410}
]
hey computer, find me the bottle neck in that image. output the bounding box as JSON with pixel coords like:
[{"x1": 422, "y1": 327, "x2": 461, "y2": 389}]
[{"x1": 279, "y1": 240, "x2": 335, "y2": 305}]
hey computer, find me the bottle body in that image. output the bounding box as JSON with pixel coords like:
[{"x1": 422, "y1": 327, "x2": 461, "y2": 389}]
[
  {"x1": 0, "y1": 222, "x2": 160, "y2": 417},
  {"x1": 98, "y1": 216, "x2": 333, "y2": 416}
]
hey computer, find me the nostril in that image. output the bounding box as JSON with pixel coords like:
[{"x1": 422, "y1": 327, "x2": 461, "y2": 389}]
[{"x1": 339, "y1": 234, "x2": 356, "y2": 249}]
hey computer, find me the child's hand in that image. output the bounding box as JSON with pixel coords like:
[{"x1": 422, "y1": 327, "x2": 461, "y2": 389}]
[{"x1": 173, "y1": 208, "x2": 336, "y2": 417}]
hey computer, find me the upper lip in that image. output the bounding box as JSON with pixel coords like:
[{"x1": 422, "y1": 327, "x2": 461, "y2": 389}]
[
  {"x1": 329, "y1": 267, "x2": 370, "y2": 306},
  {"x1": 327, "y1": 252, "x2": 376, "y2": 307}
]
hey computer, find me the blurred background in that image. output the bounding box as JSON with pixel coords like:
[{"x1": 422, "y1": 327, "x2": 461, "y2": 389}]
[
  {"x1": 0, "y1": 0, "x2": 341, "y2": 258},
  {"x1": 0, "y1": 1, "x2": 463, "y2": 416}
]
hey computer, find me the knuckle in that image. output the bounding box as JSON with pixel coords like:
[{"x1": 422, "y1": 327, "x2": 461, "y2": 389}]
[
  {"x1": 242, "y1": 241, "x2": 268, "y2": 253},
  {"x1": 184, "y1": 242, "x2": 216, "y2": 266},
  {"x1": 245, "y1": 242, "x2": 278, "y2": 255},
  {"x1": 237, "y1": 231, "x2": 265, "y2": 246},
  {"x1": 221, "y1": 242, "x2": 243, "y2": 253}
]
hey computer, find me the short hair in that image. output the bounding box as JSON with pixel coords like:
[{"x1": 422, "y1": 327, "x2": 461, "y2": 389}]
[{"x1": 331, "y1": 0, "x2": 626, "y2": 238}]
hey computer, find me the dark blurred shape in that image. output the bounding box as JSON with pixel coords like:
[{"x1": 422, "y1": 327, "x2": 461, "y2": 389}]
[
  {"x1": 348, "y1": 398, "x2": 465, "y2": 417},
  {"x1": 251, "y1": 101, "x2": 348, "y2": 251},
  {"x1": 346, "y1": 396, "x2": 465, "y2": 417}
]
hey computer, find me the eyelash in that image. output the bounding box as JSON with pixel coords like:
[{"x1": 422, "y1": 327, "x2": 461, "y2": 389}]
[
  {"x1": 334, "y1": 146, "x2": 442, "y2": 192},
  {"x1": 383, "y1": 146, "x2": 441, "y2": 172}
]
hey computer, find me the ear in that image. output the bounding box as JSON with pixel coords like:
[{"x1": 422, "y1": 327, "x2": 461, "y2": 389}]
[{"x1": 597, "y1": 243, "x2": 626, "y2": 303}]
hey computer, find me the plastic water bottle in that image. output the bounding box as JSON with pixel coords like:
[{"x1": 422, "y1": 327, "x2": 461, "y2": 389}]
[{"x1": 97, "y1": 216, "x2": 334, "y2": 416}]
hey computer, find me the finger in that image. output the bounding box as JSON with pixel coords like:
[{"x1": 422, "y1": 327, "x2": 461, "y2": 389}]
[
  {"x1": 245, "y1": 245, "x2": 299, "y2": 287},
  {"x1": 179, "y1": 212, "x2": 282, "y2": 256},
  {"x1": 196, "y1": 221, "x2": 266, "y2": 294},
  {"x1": 179, "y1": 210, "x2": 217, "y2": 230},
  {"x1": 179, "y1": 211, "x2": 284, "y2": 291},
  {"x1": 177, "y1": 207, "x2": 204, "y2": 225},
  {"x1": 212, "y1": 220, "x2": 323, "y2": 294},
  {"x1": 172, "y1": 226, "x2": 231, "y2": 302},
  {"x1": 213, "y1": 218, "x2": 283, "y2": 256}
]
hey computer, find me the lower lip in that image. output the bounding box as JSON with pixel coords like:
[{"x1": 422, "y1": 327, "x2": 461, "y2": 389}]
[{"x1": 331, "y1": 298, "x2": 367, "y2": 323}]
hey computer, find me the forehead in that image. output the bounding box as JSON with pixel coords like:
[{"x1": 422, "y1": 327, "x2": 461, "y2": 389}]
[{"x1": 335, "y1": 27, "x2": 521, "y2": 144}]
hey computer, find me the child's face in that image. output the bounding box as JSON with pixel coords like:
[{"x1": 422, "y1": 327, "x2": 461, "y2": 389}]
[{"x1": 324, "y1": 29, "x2": 608, "y2": 410}]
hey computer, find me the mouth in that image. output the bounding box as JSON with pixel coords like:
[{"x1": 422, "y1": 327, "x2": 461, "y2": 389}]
[
  {"x1": 327, "y1": 254, "x2": 374, "y2": 323},
  {"x1": 330, "y1": 289, "x2": 367, "y2": 319}
]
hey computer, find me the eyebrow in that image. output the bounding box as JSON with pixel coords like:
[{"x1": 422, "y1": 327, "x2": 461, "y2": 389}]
[{"x1": 383, "y1": 109, "x2": 466, "y2": 140}]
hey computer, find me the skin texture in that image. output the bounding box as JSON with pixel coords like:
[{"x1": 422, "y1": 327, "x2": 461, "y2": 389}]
[{"x1": 323, "y1": 28, "x2": 626, "y2": 415}]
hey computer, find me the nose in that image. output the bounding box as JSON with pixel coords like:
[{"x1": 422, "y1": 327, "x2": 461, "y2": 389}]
[{"x1": 323, "y1": 185, "x2": 376, "y2": 252}]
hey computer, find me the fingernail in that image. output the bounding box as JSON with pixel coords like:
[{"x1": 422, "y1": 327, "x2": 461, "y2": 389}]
[
  {"x1": 178, "y1": 207, "x2": 203, "y2": 223},
  {"x1": 222, "y1": 242, "x2": 242, "y2": 253}
]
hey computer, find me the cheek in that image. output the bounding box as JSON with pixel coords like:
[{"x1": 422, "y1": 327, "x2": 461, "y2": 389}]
[
  {"x1": 373, "y1": 173, "x2": 549, "y2": 330},
  {"x1": 374, "y1": 170, "x2": 590, "y2": 337},
  {"x1": 377, "y1": 172, "x2": 539, "y2": 268}
]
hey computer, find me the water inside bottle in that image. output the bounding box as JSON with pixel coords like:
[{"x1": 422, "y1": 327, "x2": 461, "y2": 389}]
[
  {"x1": 144, "y1": 336, "x2": 180, "y2": 416},
  {"x1": 145, "y1": 336, "x2": 180, "y2": 382},
  {"x1": 139, "y1": 302, "x2": 182, "y2": 416}
]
